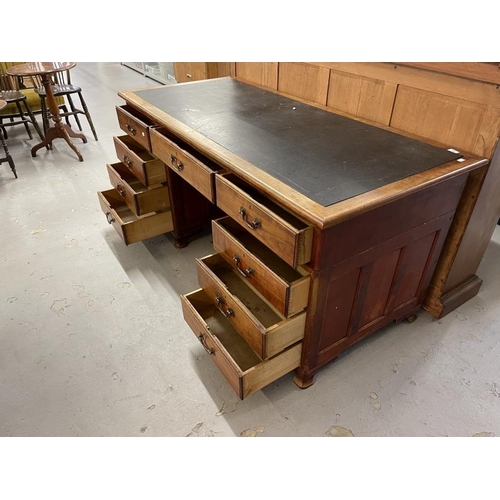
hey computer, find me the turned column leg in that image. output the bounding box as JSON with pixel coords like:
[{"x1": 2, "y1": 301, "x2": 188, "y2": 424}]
[{"x1": 31, "y1": 74, "x2": 86, "y2": 162}]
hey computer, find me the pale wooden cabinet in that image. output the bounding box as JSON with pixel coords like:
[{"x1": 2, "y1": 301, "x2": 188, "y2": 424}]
[{"x1": 173, "y1": 62, "x2": 231, "y2": 83}]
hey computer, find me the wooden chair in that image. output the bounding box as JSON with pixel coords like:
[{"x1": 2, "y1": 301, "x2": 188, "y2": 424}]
[
  {"x1": 0, "y1": 68, "x2": 45, "y2": 143},
  {"x1": 0, "y1": 99, "x2": 17, "y2": 178},
  {"x1": 35, "y1": 67, "x2": 98, "y2": 141}
]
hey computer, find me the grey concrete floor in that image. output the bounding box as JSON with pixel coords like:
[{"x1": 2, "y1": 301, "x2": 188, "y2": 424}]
[{"x1": 1, "y1": 62, "x2": 500, "y2": 438}]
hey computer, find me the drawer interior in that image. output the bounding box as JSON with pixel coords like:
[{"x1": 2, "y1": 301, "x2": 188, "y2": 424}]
[
  {"x1": 221, "y1": 173, "x2": 309, "y2": 229},
  {"x1": 119, "y1": 104, "x2": 155, "y2": 127},
  {"x1": 101, "y1": 189, "x2": 140, "y2": 223},
  {"x1": 200, "y1": 253, "x2": 284, "y2": 327},
  {"x1": 116, "y1": 135, "x2": 157, "y2": 161},
  {"x1": 214, "y1": 217, "x2": 307, "y2": 282},
  {"x1": 109, "y1": 162, "x2": 148, "y2": 192},
  {"x1": 187, "y1": 289, "x2": 261, "y2": 371}
]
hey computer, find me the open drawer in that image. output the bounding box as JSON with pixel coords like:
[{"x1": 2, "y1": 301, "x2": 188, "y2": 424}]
[
  {"x1": 215, "y1": 173, "x2": 313, "y2": 268},
  {"x1": 106, "y1": 162, "x2": 170, "y2": 216},
  {"x1": 150, "y1": 128, "x2": 223, "y2": 203},
  {"x1": 97, "y1": 189, "x2": 173, "y2": 245},
  {"x1": 116, "y1": 105, "x2": 156, "y2": 151},
  {"x1": 212, "y1": 217, "x2": 310, "y2": 317},
  {"x1": 181, "y1": 289, "x2": 302, "y2": 400},
  {"x1": 196, "y1": 253, "x2": 306, "y2": 359},
  {"x1": 113, "y1": 135, "x2": 166, "y2": 187}
]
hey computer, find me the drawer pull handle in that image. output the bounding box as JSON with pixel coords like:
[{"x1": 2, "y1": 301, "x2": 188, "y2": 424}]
[
  {"x1": 116, "y1": 184, "x2": 126, "y2": 197},
  {"x1": 169, "y1": 154, "x2": 184, "y2": 171},
  {"x1": 105, "y1": 212, "x2": 115, "y2": 224},
  {"x1": 233, "y1": 255, "x2": 254, "y2": 277},
  {"x1": 125, "y1": 124, "x2": 136, "y2": 136},
  {"x1": 215, "y1": 296, "x2": 235, "y2": 318},
  {"x1": 198, "y1": 334, "x2": 214, "y2": 355},
  {"x1": 238, "y1": 207, "x2": 261, "y2": 230},
  {"x1": 122, "y1": 155, "x2": 132, "y2": 168}
]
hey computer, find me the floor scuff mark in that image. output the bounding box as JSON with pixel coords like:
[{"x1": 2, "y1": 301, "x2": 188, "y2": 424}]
[
  {"x1": 50, "y1": 298, "x2": 69, "y2": 317},
  {"x1": 240, "y1": 425, "x2": 265, "y2": 437},
  {"x1": 325, "y1": 425, "x2": 354, "y2": 437},
  {"x1": 216, "y1": 402, "x2": 227, "y2": 416},
  {"x1": 186, "y1": 422, "x2": 204, "y2": 437}
]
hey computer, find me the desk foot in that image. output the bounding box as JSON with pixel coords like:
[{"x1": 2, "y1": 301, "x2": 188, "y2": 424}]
[
  {"x1": 293, "y1": 370, "x2": 316, "y2": 390},
  {"x1": 405, "y1": 314, "x2": 418, "y2": 324},
  {"x1": 173, "y1": 236, "x2": 189, "y2": 249},
  {"x1": 31, "y1": 124, "x2": 86, "y2": 162}
]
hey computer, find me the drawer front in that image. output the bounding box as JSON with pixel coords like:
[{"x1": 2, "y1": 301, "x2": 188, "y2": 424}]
[
  {"x1": 106, "y1": 163, "x2": 170, "y2": 216},
  {"x1": 196, "y1": 254, "x2": 306, "y2": 359},
  {"x1": 113, "y1": 135, "x2": 166, "y2": 187},
  {"x1": 215, "y1": 174, "x2": 313, "y2": 268},
  {"x1": 116, "y1": 105, "x2": 153, "y2": 151},
  {"x1": 181, "y1": 289, "x2": 302, "y2": 400},
  {"x1": 97, "y1": 189, "x2": 173, "y2": 245},
  {"x1": 212, "y1": 217, "x2": 310, "y2": 317},
  {"x1": 150, "y1": 128, "x2": 218, "y2": 203}
]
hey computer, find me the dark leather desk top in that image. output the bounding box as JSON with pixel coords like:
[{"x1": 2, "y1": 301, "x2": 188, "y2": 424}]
[{"x1": 136, "y1": 78, "x2": 462, "y2": 207}]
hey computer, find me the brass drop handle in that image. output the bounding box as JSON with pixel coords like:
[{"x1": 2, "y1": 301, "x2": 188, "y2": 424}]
[
  {"x1": 105, "y1": 212, "x2": 115, "y2": 224},
  {"x1": 233, "y1": 255, "x2": 254, "y2": 277},
  {"x1": 239, "y1": 207, "x2": 261, "y2": 230},
  {"x1": 116, "y1": 184, "x2": 126, "y2": 197},
  {"x1": 122, "y1": 155, "x2": 132, "y2": 168},
  {"x1": 198, "y1": 334, "x2": 214, "y2": 355},
  {"x1": 125, "y1": 123, "x2": 136, "y2": 136},
  {"x1": 215, "y1": 296, "x2": 235, "y2": 318},
  {"x1": 169, "y1": 153, "x2": 184, "y2": 171}
]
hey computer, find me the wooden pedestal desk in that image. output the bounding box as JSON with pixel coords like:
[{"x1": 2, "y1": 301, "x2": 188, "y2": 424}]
[{"x1": 98, "y1": 77, "x2": 488, "y2": 399}]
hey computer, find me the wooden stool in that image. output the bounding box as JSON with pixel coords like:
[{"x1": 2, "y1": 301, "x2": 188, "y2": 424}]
[{"x1": 0, "y1": 99, "x2": 17, "y2": 178}]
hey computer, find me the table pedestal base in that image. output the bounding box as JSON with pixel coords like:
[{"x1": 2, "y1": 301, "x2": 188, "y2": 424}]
[{"x1": 31, "y1": 123, "x2": 87, "y2": 162}]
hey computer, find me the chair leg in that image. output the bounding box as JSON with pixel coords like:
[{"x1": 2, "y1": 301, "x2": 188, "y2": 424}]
[
  {"x1": 15, "y1": 100, "x2": 33, "y2": 140},
  {"x1": 66, "y1": 94, "x2": 82, "y2": 131},
  {"x1": 23, "y1": 101, "x2": 44, "y2": 142},
  {"x1": 78, "y1": 91, "x2": 98, "y2": 141},
  {"x1": 0, "y1": 118, "x2": 7, "y2": 140},
  {"x1": 0, "y1": 126, "x2": 17, "y2": 178}
]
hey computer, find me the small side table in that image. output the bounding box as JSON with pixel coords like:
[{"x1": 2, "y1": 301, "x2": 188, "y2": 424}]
[
  {"x1": 0, "y1": 99, "x2": 17, "y2": 178},
  {"x1": 7, "y1": 62, "x2": 87, "y2": 162}
]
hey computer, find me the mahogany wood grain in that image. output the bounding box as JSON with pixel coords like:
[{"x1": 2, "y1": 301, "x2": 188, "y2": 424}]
[
  {"x1": 106, "y1": 162, "x2": 170, "y2": 216},
  {"x1": 296, "y1": 202, "x2": 456, "y2": 386},
  {"x1": 211, "y1": 217, "x2": 310, "y2": 318},
  {"x1": 165, "y1": 167, "x2": 212, "y2": 248},
  {"x1": 181, "y1": 289, "x2": 302, "y2": 400},
  {"x1": 97, "y1": 189, "x2": 173, "y2": 245},
  {"x1": 150, "y1": 127, "x2": 221, "y2": 203},
  {"x1": 113, "y1": 135, "x2": 166, "y2": 187},
  {"x1": 215, "y1": 173, "x2": 313, "y2": 267},
  {"x1": 116, "y1": 105, "x2": 154, "y2": 151},
  {"x1": 196, "y1": 254, "x2": 306, "y2": 359}
]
